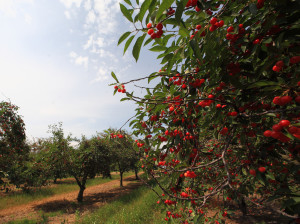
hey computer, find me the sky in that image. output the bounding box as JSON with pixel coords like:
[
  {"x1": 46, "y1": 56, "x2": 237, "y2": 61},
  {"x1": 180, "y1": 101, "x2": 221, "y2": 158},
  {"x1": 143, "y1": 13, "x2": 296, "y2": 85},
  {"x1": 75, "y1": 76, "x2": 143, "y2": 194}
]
[{"x1": 0, "y1": 0, "x2": 161, "y2": 140}]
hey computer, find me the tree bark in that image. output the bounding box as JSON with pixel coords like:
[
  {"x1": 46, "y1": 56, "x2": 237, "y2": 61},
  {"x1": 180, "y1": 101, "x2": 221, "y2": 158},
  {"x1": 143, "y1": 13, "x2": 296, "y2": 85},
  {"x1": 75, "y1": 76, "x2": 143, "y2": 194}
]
[
  {"x1": 134, "y1": 167, "x2": 139, "y2": 180},
  {"x1": 238, "y1": 196, "x2": 247, "y2": 216},
  {"x1": 120, "y1": 171, "x2": 123, "y2": 187},
  {"x1": 77, "y1": 185, "x2": 85, "y2": 202}
]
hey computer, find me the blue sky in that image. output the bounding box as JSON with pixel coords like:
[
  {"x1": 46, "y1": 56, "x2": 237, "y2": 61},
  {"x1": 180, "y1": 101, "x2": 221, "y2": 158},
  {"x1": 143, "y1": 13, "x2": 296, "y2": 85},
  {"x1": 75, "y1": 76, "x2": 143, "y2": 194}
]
[{"x1": 0, "y1": 0, "x2": 161, "y2": 140}]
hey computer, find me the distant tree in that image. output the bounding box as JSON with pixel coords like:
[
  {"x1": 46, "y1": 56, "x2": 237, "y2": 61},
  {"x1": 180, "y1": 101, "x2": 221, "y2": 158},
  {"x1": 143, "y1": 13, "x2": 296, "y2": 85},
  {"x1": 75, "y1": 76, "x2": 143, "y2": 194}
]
[
  {"x1": 46, "y1": 122, "x2": 74, "y2": 183},
  {"x1": 108, "y1": 129, "x2": 139, "y2": 187},
  {"x1": 0, "y1": 101, "x2": 30, "y2": 187},
  {"x1": 68, "y1": 135, "x2": 111, "y2": 202}
]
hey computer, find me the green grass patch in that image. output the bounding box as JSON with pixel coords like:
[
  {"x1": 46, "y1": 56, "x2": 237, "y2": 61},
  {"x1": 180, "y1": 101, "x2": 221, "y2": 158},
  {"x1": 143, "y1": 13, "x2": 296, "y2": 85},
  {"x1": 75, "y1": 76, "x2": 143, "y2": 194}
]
[
  {"x1": 0, "y1": 172, "x2": 134, "y2": 210},
  {"x1": 80, "y1": 180, "x2": 166, "y2": 224}
]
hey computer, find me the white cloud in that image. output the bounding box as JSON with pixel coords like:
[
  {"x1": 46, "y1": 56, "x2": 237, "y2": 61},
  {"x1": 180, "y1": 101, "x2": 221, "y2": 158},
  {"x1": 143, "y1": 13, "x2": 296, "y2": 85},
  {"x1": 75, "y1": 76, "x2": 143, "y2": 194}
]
[
  {"x1": 83, "y1": 35, "x2": 93, "y2": 50},
  {"x1": 84, "y1": 0, "x2": 92, "y2": 11},
  {"x1": 86, "y1": 10, "x2": 95, "y2": 24},
  {"x1": 94, "y1": 67, "x2": 109, "y2": 82},
  {"x1": 64, "y1": 10, "x2": 71, "y2": 19},
  {"x1": 69, "y1": 51, "x2": 77, "y2": 58},
  {"x1": 0, "y1": 0, "x2": 34, "y2": 17},
  {"x1": 75, "y1": 56, "x2": 89, "y2": 68},
  {"x1": 59, "y1": 0, "x2": 82, "y2": 8},
  {"x1": 95, "y1": 37, "x2": 105, "y2": 47},
  {"x1": 69, "y1": 51, "x2": 88, "y2": 68},
  {"x1": 24, "y1": 13, "x2": 32, "y2": 24}
]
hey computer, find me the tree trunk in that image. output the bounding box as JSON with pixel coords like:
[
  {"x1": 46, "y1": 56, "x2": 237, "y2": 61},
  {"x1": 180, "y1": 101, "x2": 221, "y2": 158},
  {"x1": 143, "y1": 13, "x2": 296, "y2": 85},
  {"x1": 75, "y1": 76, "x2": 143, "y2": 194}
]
[
  {"x1": 238, "y1": 196, "x2": 247, "y2": 216},
  {"x1": 134, "y1": 167, "x2": 139, "y2": 180},
  {"x1": 77, "y1": 185, "x2": 85, "y2": 202},
  {"x1": 120, "y1": 171, "x2": 123, "y2": 187}
]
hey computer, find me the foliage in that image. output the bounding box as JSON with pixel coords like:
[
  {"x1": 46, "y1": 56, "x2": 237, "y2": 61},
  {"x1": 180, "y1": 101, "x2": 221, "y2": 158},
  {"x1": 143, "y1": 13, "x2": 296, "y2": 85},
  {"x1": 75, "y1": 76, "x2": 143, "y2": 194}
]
[
  {"x1": 45, "y1": 122, "x2": 75, "y2": 183},
  {"x1": 0, "y1": 101, "x2": 30, "y2": 187},
  {"x1": 108, "y1": 128, "x2": 140, "y2": 186},
  {"x1": 114, "y1": 0, "x2": 300, "y2": 222}
]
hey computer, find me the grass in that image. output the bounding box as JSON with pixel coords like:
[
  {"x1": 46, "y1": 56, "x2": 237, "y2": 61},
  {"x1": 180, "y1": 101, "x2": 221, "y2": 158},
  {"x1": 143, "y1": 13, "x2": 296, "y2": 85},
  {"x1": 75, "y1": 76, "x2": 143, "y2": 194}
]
[
  {"x1": 80, "y1": 179, "x2": 166, "y2": 224},
  {"x1": 5, "y1": 210, "x2": 64, "y2": 224},
  {"x1": 0, "y1": 172, "x2": 135, "y2": 210}
]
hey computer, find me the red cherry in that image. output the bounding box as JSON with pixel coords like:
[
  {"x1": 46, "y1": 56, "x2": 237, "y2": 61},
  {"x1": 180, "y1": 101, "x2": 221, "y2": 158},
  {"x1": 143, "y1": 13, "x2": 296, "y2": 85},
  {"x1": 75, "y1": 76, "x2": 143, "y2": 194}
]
[
  {"x1": 250, "y1": 169, "x2": 256, "y2": 176},
  {"x1": 271, "y1": 131, "x2": 281, "y2": 139},
  {"x1": 272, "y1": 65, "x2": 281, "y2": 72},
  {"x1": 231, "y1": 111, "x2": 238, "y2": 116},
  {"x1": 295, "y1": 96, "x2": 300, "y2": 103},
  {"x1": 169, "y1": 106, "x2": 174, "y2": 112},
  {"x1": 210, "y1": 17, "x2": 218, "y2": 25},
  {"x1": 114, "y1": 85, "x2": 118, "y2": 89},
  {"x1": 195, "y1": 6, "x2": 201, "y2": 12},
  {"x1": 196, "y1": 24, "x2": 202, "y2": 30},
  {"x1": 150, "y1": 32, "x2": 157, "y2": 39},
  {"x1": 156, "y1": 23, "x2": 163, "y2": 30},
  {"x1": 253, "y1": 39, "x2": 260, "y2": 45},
  {"x1": 182, "y1": 84, "x2": 187, "y2": 89},
  {"x1": 227, "y1": 26, "x2": 234, "y2": 33},
  {"x1": 263, "y1": 130, "x2": 272, "y2": 137},
  {"x1": 148, "y1": 29, "x2": 154, "y2": 35},
  {"x1": 147, "y1": 23, "x2": 152, "y2": 28},
  {"x1": 281, "y1": 96, "x2": 292, "y2": 105},
  {"x1": 209, "y1": 25, "x2": 216, "y2": 32},
  {"x1": 290, "y1": 56, "x2": 300, "y2": 64},
  {"x1": 218, "y1": 20, "x2": 224, "y2": 27},
  {"x1": 279, "y1": 120, "x2": 290, "y2": 127},
  {"x1": 272, "y1": 124, "x2": 283, "y2": 132},
  {"x1": 258, "y1": 167, "x2": 266, "y2": 173},
  {"x1": 276, "y1": 60, "x2": 284, "y2": 67},
  {"x1": 272, "y1": 96, "x2": 282, "y2": 105},
  {"x1": 288, "y1": 126, "x2": 298, "y2": 134}
]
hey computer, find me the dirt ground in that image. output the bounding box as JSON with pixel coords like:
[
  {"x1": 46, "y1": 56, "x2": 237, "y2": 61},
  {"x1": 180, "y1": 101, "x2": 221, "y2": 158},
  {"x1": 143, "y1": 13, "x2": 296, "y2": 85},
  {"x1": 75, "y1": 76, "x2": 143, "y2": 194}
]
[
  {"x1": 0, "y1": 175, "x2": 294, "y2": 224},
  {"x1": 0, "y1": 175, "x2": 143, "y2": 224}
]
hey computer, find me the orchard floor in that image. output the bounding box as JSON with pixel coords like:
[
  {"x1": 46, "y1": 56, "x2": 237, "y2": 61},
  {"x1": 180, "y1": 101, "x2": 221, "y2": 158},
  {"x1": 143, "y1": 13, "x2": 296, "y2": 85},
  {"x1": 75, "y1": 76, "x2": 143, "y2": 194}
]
[
  {"x1": 0, "y1": 175, "x2": 293, "y2": 224},
  {"x1": 0, "y1": 175, "x2": 143, "y2": 224}
]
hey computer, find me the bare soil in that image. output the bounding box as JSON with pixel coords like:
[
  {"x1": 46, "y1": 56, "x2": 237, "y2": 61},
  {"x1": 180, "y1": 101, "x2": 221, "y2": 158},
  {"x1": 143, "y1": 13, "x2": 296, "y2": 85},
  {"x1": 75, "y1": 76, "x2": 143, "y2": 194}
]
[
  {"x1": 0, "y1": 175, "x2": 143, "y2": 224},
  {"x1": 0, "y1": 175, "x2": 293, "y2": 224}
]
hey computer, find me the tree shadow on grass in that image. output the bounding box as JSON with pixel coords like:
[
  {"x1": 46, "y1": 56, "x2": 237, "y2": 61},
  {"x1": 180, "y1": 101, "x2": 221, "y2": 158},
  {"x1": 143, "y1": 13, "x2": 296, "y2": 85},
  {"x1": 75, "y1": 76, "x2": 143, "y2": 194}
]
[{"x1": 33, "y1": 181, "x2": 144, "y2": 215}]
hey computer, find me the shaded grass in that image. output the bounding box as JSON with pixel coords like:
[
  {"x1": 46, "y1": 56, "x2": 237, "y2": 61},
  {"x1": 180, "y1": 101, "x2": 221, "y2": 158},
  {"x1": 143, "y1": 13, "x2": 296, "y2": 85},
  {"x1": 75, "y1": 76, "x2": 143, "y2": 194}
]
[
  {"x1": 0, "y1": 172, "x2": 134, "y2": 210},
  {"x1": 80, "y1": 180, "x2": 166, "y2": 224}
]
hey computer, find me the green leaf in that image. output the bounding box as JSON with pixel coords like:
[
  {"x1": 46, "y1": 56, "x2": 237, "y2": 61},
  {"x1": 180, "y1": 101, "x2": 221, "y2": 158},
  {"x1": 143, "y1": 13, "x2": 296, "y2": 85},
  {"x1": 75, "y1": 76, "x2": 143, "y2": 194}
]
[
  {"x1": 156, "y1": 0, "x2": 174, "y2": 22},
  {"x1": 120, "y1": 3, "x2": 133, "y2": 22},
  {"x1": 190, "y1": 40, "x2": 201, "y2": 59},
  {"x1": 124, "y1": 0, "x2": 132, "y2": 6},
  {"x1": 139, "y1": 0, "x2": 151, "y2": 22},
  {"x1": 164, "y1": 18, "x2": 178, "y2": 26},
  {"x1": 149, "y1": 46, "x2": 167, "y2": 52},
  {"x1": 133, "y1": 33, "x2": 147, "y2": 61},
  {"x1": 120, "y1": 97, "x2": 130, "y2": 101},
  {"x1": 175, "y1": 0, "x2": 187, "y2": 24},
  {"x1": 111, "y1": 72, "x2": 119, "y2": 83},
  {"x1": 248, "y1": 3, "x2": 257, "y2": 15},
  {"x1": 179, "y1": 26, "x2": 189, "y2": 37},
  {"x1": 118, "y1": 31, "x2": 131, "y2": 45},
  {"x1": 246, "y1": 81, "x2": 279, "y2": 89},
  {"x1": 124, "y1": 35, "x2": 135, "y2": 54},
  {"x1": 144, "y1": 37, "x2": 153, "y2": 46}
]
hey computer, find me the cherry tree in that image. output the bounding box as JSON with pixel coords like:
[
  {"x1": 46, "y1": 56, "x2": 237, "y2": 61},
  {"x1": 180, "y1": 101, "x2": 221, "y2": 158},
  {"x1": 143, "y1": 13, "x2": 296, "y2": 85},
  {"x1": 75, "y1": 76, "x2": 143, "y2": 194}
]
[{"x1": 113, "y1": 0, "x2": 300, "y2": 223}]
